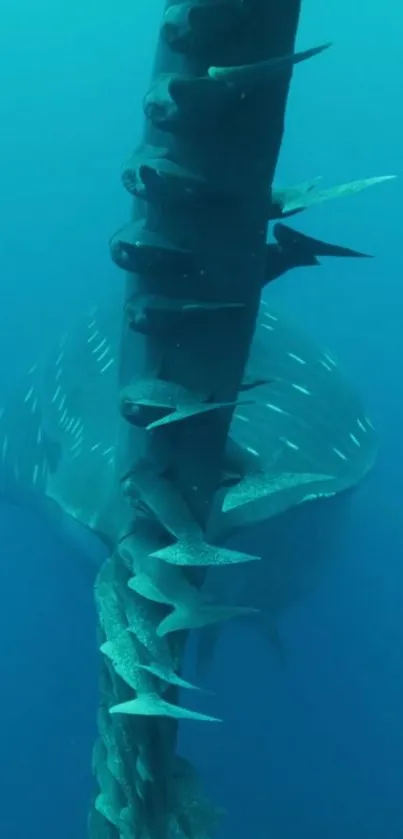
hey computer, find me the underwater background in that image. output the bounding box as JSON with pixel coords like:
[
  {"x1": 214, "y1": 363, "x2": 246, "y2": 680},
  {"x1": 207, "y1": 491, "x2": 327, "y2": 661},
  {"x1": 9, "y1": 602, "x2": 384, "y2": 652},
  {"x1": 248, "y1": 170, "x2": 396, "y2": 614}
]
[{"x1": 0, "y1": 1, "x2": 401, "y2": 838}]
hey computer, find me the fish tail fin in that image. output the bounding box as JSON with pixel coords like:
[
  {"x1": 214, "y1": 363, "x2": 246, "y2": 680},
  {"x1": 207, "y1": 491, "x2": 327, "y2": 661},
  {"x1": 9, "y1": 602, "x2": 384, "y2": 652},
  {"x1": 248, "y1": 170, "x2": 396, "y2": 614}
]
[
  {"x1": 110, "y1": 694, "x2": 221, "y2": 722},
  {"x1": 134, "y1": 661, "x2": 202, "y2": 692},
  {"x1": 157, "y1": 604, "x2": 258, "y2": 637},
  {"x1": 274, "y1": 222, "x2": 372, "y2": 260}
]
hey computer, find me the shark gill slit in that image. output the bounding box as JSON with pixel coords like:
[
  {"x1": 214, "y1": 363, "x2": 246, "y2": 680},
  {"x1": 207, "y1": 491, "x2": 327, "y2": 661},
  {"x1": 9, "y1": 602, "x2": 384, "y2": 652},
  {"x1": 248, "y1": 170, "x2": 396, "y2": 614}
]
[{"x1": 87, "y1": 3, "x2": 368, "y2": 839}]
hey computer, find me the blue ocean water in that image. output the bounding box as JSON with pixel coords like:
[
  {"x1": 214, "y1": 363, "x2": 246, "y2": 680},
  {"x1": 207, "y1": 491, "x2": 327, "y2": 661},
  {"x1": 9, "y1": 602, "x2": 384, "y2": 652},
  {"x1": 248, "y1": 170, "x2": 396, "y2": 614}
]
[{"x1": 0, "y1": 1, "x2": 401, "y2": 838}]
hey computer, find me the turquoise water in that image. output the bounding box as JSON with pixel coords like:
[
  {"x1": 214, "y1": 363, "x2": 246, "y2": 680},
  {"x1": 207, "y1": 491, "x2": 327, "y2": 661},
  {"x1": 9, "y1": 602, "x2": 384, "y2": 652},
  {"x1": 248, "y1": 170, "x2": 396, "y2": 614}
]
[{"x1": 0, "y1": 1, "x2": 401, "y2": 837}]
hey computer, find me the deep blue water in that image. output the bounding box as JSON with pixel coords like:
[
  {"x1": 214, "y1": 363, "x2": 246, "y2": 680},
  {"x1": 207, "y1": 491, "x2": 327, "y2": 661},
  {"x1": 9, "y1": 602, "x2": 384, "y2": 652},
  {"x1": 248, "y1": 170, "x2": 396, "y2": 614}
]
[{"x1": 0, "y1": 1, "x2": 402, "y2": 838}]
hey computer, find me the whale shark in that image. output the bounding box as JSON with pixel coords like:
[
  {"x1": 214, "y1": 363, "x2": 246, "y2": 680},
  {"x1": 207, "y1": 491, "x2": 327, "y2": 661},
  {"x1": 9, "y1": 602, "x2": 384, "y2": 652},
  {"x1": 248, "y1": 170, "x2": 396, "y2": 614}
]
[
  {"x1": 0, "y1": 289, "x2": 377, "y2": 538},
  {"x1": 0, "y1": 218, "x2": 379, "y2": 660}
]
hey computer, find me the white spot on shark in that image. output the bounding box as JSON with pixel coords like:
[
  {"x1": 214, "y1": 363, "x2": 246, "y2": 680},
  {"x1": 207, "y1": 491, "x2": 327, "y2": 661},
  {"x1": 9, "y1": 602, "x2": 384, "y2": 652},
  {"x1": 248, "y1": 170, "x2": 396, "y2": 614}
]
[
  {"x1": 291, "y1": 383, "x2": 311, "y2": 396},
  {"x1": 333, "y1": 447, "x2": 347, "y2": 461},
  {"x1": 52, "y1": 385, "x2": 61, "y2": 404},
  {"x1": 288, "y1": 352, "x2": 306, "y2": 365},
  {"x1": 96, "y1": 347, "x2": 109, "y2": 363},
  {"x1": 349, "y1": 433, "x2": 361, "y2": 447},
  {"x1": 261, "y1": 323, "x2": 274, "y2": 332},
  {"x1": 319, "y1": 359, "x2": 333, "y2": 372},
  {"x1": 87, "y1": 331, "x2": 99, "y2": 344},
  {"x1": 365, "y1": 416, "x2": 375, "y2": 430},
  {"x1": 246, "y1": 446, "x2": 259, "y2": 456},
  {"x1": 357, "y1": 418, "x2": 367, "y2": 433},
  {"x1": 33, "y1": 464, "x2": 39, "y2": 485},
  {"x1": 324, "y1": 353, "x2": 337, "y2": 368},
  {"x1": 234, "y1": 413, "x2": 249, "y2": 423},
  {"x1": 71, "y1": 444, "x2": 83, "y2": 459},
  {"x1": 71, "y1": 418, "x2": 82, "y2": 435},
  {"x1": 2, "y1": 436, "x2": 8, "y2": 461},
  {"x1": 100, "y1": 358, "x2": 114, "y2": 374},
  {"x1": 62, "y1": 415, "x2": 72, "y2": 431},
  {"x1": 281, "y1": 437, "x2": 299, "y2": 451},
  {"x1": 265, "y1": 402, "x2": 285, "y2": 415},
  {"x1": 93, "y1": 338, "x2": 107, "y2": 355},
  {"x1": 24, "y1": 387, "x2": 34, "y2": 403},
  {"x1": 71, "y1": 437, "x2": 83, "y2": 454}
]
